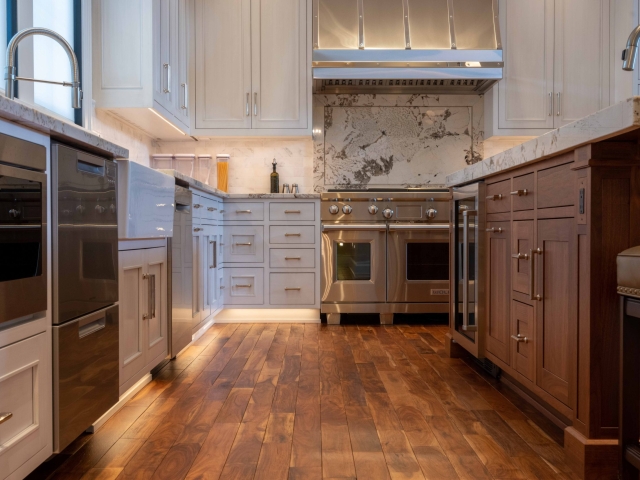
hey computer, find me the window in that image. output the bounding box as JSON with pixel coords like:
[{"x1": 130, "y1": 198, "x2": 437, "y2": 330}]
[{"x1": 0, "y1": 0, "x2": 82, "y2": 125}]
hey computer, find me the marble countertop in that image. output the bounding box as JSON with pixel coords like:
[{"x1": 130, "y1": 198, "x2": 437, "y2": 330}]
[
  {"x1": 158, "y1": 169, "x2": 320, "y2": 199},
  {"x1": 0, "y1": 96, "x2": 129, "y2": 158},
  {"x1": 446, "y1": 96, "x2": 640, "y2": 187}
]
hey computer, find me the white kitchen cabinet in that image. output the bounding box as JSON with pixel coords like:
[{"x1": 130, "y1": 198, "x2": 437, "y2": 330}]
[
  {"x1": 0, "y1": 333, "x2": 52, "y2": 480},
  {"x1": 193, "y1": 0, "x2": 310, "y2": 135},
  {"x1": 193, "y1": 224, "x2": 222, "y2": 334},
  {"x1": 93, "y1": 0, "x2": 190, "y2": 140},
  {"x1": 488, "y1": 0, "x2": 610, "y2": 136},
  {"x1": 118, "y1": 246, "x2": 168, "y2": 395}
]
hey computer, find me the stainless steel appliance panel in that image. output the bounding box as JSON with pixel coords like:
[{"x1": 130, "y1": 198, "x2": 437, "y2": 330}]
[
  {"x1": 52, "y1": 144, "x2": 118, "y2": 325},
  {"x1": 387, "y1": 224, "x2": 450, "y2": 303},
  {"x1": 53, "y1": 304, "x2": 119, "y2": 452},
  {"x1": 0, "y1": 135, "x2": 47, "y2": 325},
  {"x1": 169, "y1": 186, "x2": 193, "y2": 358},
  {"x1": 321, "y1": 224, "x2": 387, "y2": 304}
]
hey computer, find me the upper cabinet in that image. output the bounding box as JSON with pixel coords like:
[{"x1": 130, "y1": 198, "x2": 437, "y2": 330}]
[
  {"x1": 487, "y1": 0, "x2": 611, "y2": 137},
  {"x1": 94, "y1": 0, "x2": 311, "y2": 139},
  {"x1": 193, "y1": 0, "x2": 310, "y2": 135},
  {"x1": 93, "y1": 0, "x2": 191, "y2": 140}
]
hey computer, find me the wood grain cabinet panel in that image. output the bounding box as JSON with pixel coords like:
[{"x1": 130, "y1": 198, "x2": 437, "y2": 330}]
[
  {"x1": 512, "y1": 220, "x2": 534, "y2": 296},
  {"x1": 486, "y1": 222, "x2": 511, "y2": 364},
  {"x1": 537, "y1": 162, "x2": 575, "y2": 209},
  {"x1": 512, "y1": 173, "x2": 535, "y2": 211},
  {"x1": 512, "y1": 300, "x2": 535, "y2": 383},
  {"x1": 486, "y1": 179, "x2": 511, "y2": 214},
  {"x1": 536, "y1": 218, "x2": 575, "y2": 407}
]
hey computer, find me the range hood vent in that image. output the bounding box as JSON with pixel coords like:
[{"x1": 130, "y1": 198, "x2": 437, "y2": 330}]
[{"x1": 312, "y1": 0, "x2": 503, "y2": 94}]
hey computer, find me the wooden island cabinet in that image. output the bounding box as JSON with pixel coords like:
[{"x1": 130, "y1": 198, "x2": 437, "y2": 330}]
[{"x1": 451, "y1": 136, "x2": 640, "y2": 479}]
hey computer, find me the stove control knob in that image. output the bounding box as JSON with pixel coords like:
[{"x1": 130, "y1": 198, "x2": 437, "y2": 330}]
[
  {"x1": 368, "y1": 205, "x2": 379, "y2": 215},
  {"x1": 425, "y1": 208, "x2": 438, "y2": 219},
  {"x1": 8, "y1": 208, "x2": 20, "y2": 218},
  {"x1": 342, "y1": 205, "x2": 353, "y2": 215},
  {"x1": 382, "y1": 208, "x2": 394, "y2": 219},
  {"x1": 329, "y1": 205, "x2": 339, "y2": 215}
]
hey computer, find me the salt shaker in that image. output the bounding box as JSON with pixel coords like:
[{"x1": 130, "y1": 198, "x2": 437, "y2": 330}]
[
  {"x1": 291, "y1": 183, "x2": 300, "y2": 194},
  {"x1": 282, "y1": 183, "x2": 290, "y2": 193}
]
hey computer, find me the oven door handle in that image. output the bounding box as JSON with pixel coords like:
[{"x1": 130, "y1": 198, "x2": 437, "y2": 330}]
[
  {"x1": 462, "y1": 210, "x2": 477, "y2": 332},
  {"x1": 388, "y1": 224, "x2": 450, "y2": 231},
  {"x1": 322, "y1": 224, "x2": 387, "y2": 232}
]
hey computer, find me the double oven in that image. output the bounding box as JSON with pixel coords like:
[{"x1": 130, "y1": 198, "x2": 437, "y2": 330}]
[{"x1": 321, "y1": 189, "x2": 451, "y2": 320}]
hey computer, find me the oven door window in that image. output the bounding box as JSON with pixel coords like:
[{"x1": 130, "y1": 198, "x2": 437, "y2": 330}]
[
  {"x1": 0, "y1": 175, "x2": 43, "y2": 282},
  {"x1": 336, "y1": 242, "x2": 371, "y2": 281},
  {"x1": 406, "y1": 242, "x2": 449, "y2": 281}
]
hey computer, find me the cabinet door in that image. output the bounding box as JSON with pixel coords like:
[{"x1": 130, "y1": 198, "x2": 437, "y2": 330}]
[
  {"x1": 194, "y1": 0, "x2": 252, "y2": 129},
  {"x1": 201, "y1": 234, "x2": 213, "y2": 322},
  {"x1": 153, "y1": 0, "x2": 178, "y2": 113},
  {"x1": 512, "y1": 300, "x2": 535, "y2": 383},
  {"x1": 536, "y1": 218, "x2": 575, "y2": 407},
  {"x1": 512, "y1": 220, "x2": 534, "y2": 296},
  {"x1": 175, "y1": 0, "x2": 190, "y2": 125},
  {"x1": 192, "y1": 230, "x2": 204, "y2": 331},
  {"x1": 145, "y1": 247, "x2": 168, "y2": 365},
  {"x1": 498, "y1": 0, "x2": 554, "y2": 129},
  {"x1": 486, "y1": 222, "x2": 511, "y2": 364},
  {"x1": 119, "y1": 249, "x2": 146, "y2": 386},
  {"x1": 251, "y1": 0, "x2": 308, "y2": 129},
  {"x1": 554, "y1": 0, "x2": 610, "y2": 127}
]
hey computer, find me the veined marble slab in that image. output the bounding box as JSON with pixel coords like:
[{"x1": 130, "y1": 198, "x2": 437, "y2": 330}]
[
  {"x1": 446, "y1": 96, "x2": 640, "y2": 187},
  {"x1": 0, "y1": 96, "x2": 128, "y2": 158},
  {"x1": 158, "y1": 169, "x2": 320, "y2": 199}
]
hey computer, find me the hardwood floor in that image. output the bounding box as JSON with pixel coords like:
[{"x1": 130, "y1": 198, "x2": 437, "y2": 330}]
[{"x1": 30, "y1": 324, "x2": 579, "y2": 480}]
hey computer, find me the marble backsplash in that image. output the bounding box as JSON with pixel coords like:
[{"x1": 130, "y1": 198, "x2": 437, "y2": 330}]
[{"x1": 314, "y1": 94, "x2": 485, "y2": 192}]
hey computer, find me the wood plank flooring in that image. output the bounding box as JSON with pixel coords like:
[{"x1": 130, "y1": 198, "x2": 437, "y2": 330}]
[{"x1": 29, "y1": 324, "x2": 580, "y2": 480}]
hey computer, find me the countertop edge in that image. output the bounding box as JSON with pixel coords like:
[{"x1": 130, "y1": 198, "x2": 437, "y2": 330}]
[{"x1": 446, "y1": 96, "x2": 640, "y2": 187}]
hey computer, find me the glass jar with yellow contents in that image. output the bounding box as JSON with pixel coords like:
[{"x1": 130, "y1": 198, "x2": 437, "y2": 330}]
[{"x1": 216, "y1": 154, "x2": 230, "y2": 192}]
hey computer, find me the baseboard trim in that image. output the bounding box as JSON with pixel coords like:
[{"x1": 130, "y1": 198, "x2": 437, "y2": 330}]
[
  {"x1": 212, "y1": 308, "x2": 321, "y2": 323},
  {"x1": 88, "y1": 374, "x2": 152, "y2": 434},
  {"x1": 192, "y1": 317, "x2": 216, "y2": 343}
]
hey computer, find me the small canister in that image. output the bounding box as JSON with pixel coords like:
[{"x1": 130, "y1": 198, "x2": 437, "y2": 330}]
[
  {"x1": 151, "y1": 153, "x2": 174, "y2": 170},
  {"x1": 217, "y1": 154, "x2": 230, "y2": 192},
  {"x1": 197, "y1": 154, "x2": 213, "y2": 184},
  {"x1": 174, "y1": 153, "x2": 196, "y2": 177}
]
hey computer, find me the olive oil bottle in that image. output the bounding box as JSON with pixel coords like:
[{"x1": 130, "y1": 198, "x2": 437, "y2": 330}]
[{"x1": 270, "y1": 158, "x2": 279, "y2": 193}]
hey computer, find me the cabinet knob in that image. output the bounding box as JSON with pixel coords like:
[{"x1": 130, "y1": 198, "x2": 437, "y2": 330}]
[
  {"x1": 486, "y1": 227, "x2": 503, "y2": 233},
  {"x1": 511, "y1": 334, "x2": 528, "y2": 343},
  {"x1": 510, "y1": 189, "x2": 529, "y2": 196}
]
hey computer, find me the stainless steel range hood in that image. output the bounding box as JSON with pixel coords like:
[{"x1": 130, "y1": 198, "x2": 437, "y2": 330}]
[{"x1": 312, "y1": 0, "x2": 503, "y2": 94}]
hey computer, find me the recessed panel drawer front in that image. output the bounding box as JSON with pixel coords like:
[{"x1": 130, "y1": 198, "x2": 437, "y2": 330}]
[
  {"x1": 270, "y1": 202, "x2": 315, "y2": 221},
  {"x1": 269, "y1": 225, "x2": 315, "y2": 244},
  {"x1": 204, "y1": 197, "x2": 218, "y2": 221},
  {"x1": 512, "y1": 300, "x2": 535, "y2": 383},
  {"x1": 223, "y1": 226, "x2": 264, "y2": 263},
  {"x1": 270, "y1": 273, "x2": 315, "y2": 305},
  {"x1": 223, "y1": 268, "x2": 264, "y2": 305},
  {"x1": 270, "y1": 248, "x2": 315, "y2": 268},
  {"x1": 192, "y1": 194, "x2": 205, "y2": 218},
  {"x1": 0, "y1": 332, "x2": 49, "y2": 475},
  {"x1": 512, "y1": 173, "x2": 534, "y2": 211},
  {"x1": 486, "y1": 179, "x2": 511, "y2": 213},
  {"x1": 537, "y1": 163, "x2": 575, "y2": 209},
  {"x1": 223, "y1": 202, "x2": 264, "y2": 221}
]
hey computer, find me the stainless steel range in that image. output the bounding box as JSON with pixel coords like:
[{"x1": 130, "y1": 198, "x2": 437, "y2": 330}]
[{"x1": 321, "y1": 188, "x2": 451, "y2": 324}]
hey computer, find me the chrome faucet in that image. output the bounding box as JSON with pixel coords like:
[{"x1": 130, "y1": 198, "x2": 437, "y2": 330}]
[
  {"x1": 623, "y1": 25, "x2": 640, "y2": 71},
  {"x1": 4, "y1": 27, "x2": 82, "y2": 108}
]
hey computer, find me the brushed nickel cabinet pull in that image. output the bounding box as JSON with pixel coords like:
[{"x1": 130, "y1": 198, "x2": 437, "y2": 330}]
[
  {"x1": 512, "y1": 253, "x2": 529, "y2": 260},
  {"x1": 285, "y1": 256, "x2": 301, "y2": 260},
  {"x1": 530, "y1": 248, "x2": 543, "y2": 301},
  {"x1": 235, "y1": 284, "x2": 252, "y2": 288},
  {"x1": 548, "y1": 92, "x2": 552, "y2": 116},
  {"x1": 284, "y1": 210, "x2": 301, "y2": 214},
  {"x1": 148, "y1": 274, "x2": 156, "y2": 319},
  {"x1": 0, "y1": 412, "x2": 13, "y2": 425},
  {"x1": 254, "y1": 92, "x2": 258, "y2": 116},
  {"x1": 511, "y1": 334, "x2": 528, "y2": 343},
  {"x1": 181, "y1": 83, "x2": 188, "y2": 109},
  {"x1": 208, "y1": 207, "x2": 217, "y2": 212},
  {"x1": 557, "y1": 92, "x2": 561, "y2": 116},
  {"x1": 194, "y1": 228, "x2": 203, "y2": 232},
  {"x1": 246, "y1": 93, "x2": 250, "y2": 116},
  {"x1": 285, "y1": 233, "x2": 302, "y2": 237},
  {"x1": 510, "y1": 189, "x2": 528, "y2": 196},
  {"x1": 486, "y1": 194, "x2": 503, "y2": 201},
  {"x1": 285, "y1": 287, "x2": 301, "y2": 291},
  {"x1": 234, "y1": 242, "x2": 252, "y2": 246},
  {"x1": 193, "y1": 204, "x2": 202, "y2": 208},
  {"x1": 486, "y1": 227, "x2": 503, "y2": 233},
  {"x1": 163, "y1": 63, "x2": 171, "y2": 93},
  {"x1": 236, "y1": 210, "x2": 252, "y2": 214}
]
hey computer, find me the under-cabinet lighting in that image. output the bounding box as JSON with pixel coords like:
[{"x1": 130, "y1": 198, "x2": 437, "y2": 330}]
[{"x1": 148, "y1": 108, "x2": 187, "y2": 136}]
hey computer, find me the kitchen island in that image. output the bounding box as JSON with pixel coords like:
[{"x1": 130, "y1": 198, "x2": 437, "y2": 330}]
[{"x1": 446, "y1": 97, "x2": 640, "y2": 479}]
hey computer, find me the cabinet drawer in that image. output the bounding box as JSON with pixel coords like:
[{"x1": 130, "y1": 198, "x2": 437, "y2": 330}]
[
  {"x1": 537, "y1": 163, "x2": 574, "y2": 209},
  {"x1": 223, "y1": 202, "x2": 264, "y2": 221},
  {"x1": 269, "y1": 225, "x2": 316, "y2": 244},
  {"x1": 486, "y1": 179, "x2": 511, "y2": 213},
  {"x1": 203, "y1": 197, "x2": 219, "y2": 222},
  {"x1": 223, "y1": 226, "x2": 264, "y2": 263},
  {"x1": 223, "y1": 268, "x2": 264, "y2": 305},
  {"x1": 270, "y1": 248, "x2": 315, "y2": 268},
  {"x1": 0, "y1": 332, "x2": 50, "y2": 477},
  {"x1": 270, "y1": 273, "x2": 315, "y2": 305},
  {"x1": 512, "y1": 220, "x2": 534, "y2": 296},
  {"x1": 512, "y1": 173, "x2": 534, "y2": 211},
  {"x1": 269, "y1": 202, "x2": 315, "y2": 221},
  {"x1": 512, "y1": 300, "x2": 535, "y2": 383},
  {"x1": 192, "y1": 194, "x2": 205, "y2": 218}
]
